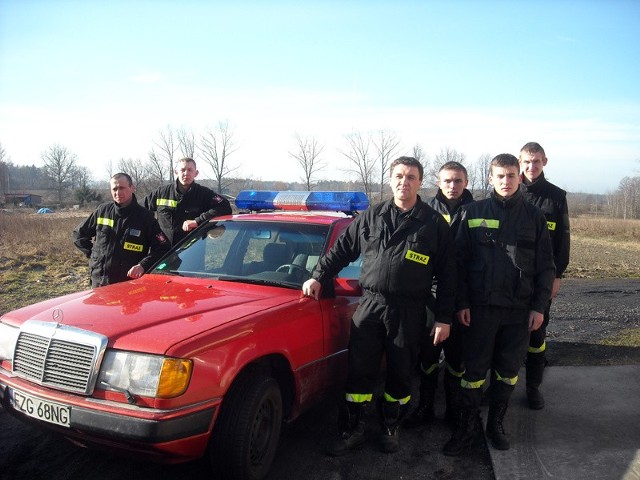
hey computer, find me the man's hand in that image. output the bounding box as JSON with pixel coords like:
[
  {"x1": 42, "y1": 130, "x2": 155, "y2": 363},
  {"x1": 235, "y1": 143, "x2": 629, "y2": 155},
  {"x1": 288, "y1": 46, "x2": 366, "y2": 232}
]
[
  {"x1": 431, "y1": 322, "x2": 450, "y2": 345},
  {"x1": 529, "y1": 310, "x2": 544, "y2": 331},
  {"x1": 182, "y1": 220, "x2": 198, "y2": 232},
  {"x1": 302, "y1": 278, "x2": 321, "y2": 300},
  {"x1": 457, "y1": 308, "x2": 471, "y2": 327},
  {"x1": 551, "y1": 278, "x2": 561, "y2": 298},
  {"x1": 127, "y1": 264, "x2": 144, "y2": 279}
]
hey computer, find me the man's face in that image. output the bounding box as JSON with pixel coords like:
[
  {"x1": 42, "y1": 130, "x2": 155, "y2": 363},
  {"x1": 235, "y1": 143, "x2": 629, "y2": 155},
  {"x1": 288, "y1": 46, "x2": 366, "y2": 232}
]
[
  {"x1": 519, "y1": 151, "x2": 547, "y2": 182},
  {"x1": 175, "y1": 161, "x2": 198, "y2": 187},
  {"x1": 390, "y1": 164, "x2": 422, "y2": 204},
  {"x1": 489, "y1": 165, "x2": 521, "y2": 199},
  {"x1": 110, "y1": 177, "x2": 135, "y2": 206},
  {"x1": 437, "y1": 168, "x2": 468, "y2": 200}
]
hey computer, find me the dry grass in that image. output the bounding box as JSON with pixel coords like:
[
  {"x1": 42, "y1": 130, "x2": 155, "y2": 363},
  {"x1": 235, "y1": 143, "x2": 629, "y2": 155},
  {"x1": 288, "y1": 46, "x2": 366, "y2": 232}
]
[{"x1": 1, "y1": 211, "x2": 639, "y2": 315}]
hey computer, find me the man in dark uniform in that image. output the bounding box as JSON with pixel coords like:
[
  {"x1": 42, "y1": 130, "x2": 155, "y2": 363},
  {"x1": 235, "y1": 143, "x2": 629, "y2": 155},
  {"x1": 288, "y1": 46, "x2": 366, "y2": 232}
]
[
  {"x1": 444, "y1": 154, "x2": 555, "y2": 455},
  {"x1": 302, "y1": 156, "x2": 456, "y2": 455},
  {"x1": 144, "y1": 157, "x2": 232, "y2": 246},
  {"x1": 73, "y1": 172, "x2": 170, "y2": 288},
  {"x1": 404, "y1": 161, "x2": 474, "y2": 428},
  {"x1": 519, "y1": 142, "x2": 571, "y2": 410}
]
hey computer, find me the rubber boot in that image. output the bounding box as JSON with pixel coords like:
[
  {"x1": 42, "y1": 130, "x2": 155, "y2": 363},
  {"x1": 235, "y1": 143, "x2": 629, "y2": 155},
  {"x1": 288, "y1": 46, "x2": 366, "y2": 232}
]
[
  {"x1": 526, "y1": 354, "x2": 547, "y2": 410},
  {"x1": 403, "y1": 371, "x2": 437, "y2": 428},
  {"x1": 442, "y1": 408, "x2": 480, "y2": 456},
  {"x1": 379, "y1": 400, "x2": 402, "y2": 453},
  {"x1": 326, "y1": 401, "x2": 367, "y2": 456},
  {"x1": 486, "y1": 402, "x2": 510, "y2": 450}
]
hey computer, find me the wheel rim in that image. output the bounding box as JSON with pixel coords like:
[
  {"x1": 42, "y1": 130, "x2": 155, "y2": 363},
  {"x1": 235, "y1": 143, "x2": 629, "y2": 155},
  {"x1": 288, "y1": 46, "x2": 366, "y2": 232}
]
[{"x1": 249, "y1": 395, "x2": 277, "y2": 465}]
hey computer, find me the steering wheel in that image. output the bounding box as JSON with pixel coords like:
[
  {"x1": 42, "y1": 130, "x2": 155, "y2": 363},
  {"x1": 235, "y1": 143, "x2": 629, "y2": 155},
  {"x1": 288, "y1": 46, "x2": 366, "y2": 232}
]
[{"x1": 276, "y1": 264, "x2": 308, "y2": 276}]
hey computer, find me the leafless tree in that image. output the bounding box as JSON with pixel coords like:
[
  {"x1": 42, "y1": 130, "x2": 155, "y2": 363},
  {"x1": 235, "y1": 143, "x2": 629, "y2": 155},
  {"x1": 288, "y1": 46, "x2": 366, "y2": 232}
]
[
  {"x1": 430, "y1": 147, "x2": 467, "y2": 180},
  {"x1": 0, "y1": 142, "x2": 9, "y2": 195},
  {"x1": 199, "y1": 121, "x2": 239, "y2": 193},
  {"x1": 177, "y1": 128, "x2": 196, "y2": 159},
  {"x1": 289, "y1": 133, "x2": 325, "y2": 190},
  {"x1": 340, "y1": 131, "x2": 376, "y2": 198},
  {"x1": 154, "y1": 125, "x2": 178, "y2": 183},
  {"x1": 373, "y1": 130, "x2": 401, "y2": 200},
  {"x1": 147, "y1": 149, "x2": 168, "y2": 188},
  {"x1": 118, "y1": 158, "x2": 150, "y2": 196},
  {"x1": 41, "y1": 144, "x2": 78, "y2": 205},
  {"x1": 469, "y1": 153, "x2": 492, "y2": 198}
]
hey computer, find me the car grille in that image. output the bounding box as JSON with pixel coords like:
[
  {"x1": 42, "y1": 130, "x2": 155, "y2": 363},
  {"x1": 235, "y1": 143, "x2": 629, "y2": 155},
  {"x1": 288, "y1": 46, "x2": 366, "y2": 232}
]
[{"x1": 12, "y1": 320, "x2": 108, "y2": 395}]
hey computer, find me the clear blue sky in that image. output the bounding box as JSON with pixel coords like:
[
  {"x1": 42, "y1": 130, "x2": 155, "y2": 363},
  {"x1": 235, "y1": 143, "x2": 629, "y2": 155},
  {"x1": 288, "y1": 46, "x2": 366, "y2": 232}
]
[{"x1": 1, "y1": 0, "x2": 639, "y2": 193}]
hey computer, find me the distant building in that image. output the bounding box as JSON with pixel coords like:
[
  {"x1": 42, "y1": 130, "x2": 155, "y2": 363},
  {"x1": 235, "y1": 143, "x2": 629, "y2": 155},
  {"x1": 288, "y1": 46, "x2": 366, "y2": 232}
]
[{"x1": 4, "y1": 193, "x2": 43, "y2": 207}]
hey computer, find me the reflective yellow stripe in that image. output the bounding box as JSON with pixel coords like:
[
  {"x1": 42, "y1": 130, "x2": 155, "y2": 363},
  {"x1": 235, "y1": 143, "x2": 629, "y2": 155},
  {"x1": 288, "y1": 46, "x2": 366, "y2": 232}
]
[
  {"x1": 441, "y1": 213, "x2": 452, "y2": 225},
  {"x1": 123, "y1": 242, "x2": 143, "y2": 252},
  {"x1": 495, "y1": 371, "x2": 519, "y2": 386},
  {"x1": 97, "y1": 217, "x2": 114, "y2": 227},
  {"x1": 461, "y1": 378, "x2": 485, "y2": 389},
  {"x1": 157, "y1": 198, "x2": 178, "y2": 208},
  {"x1": 420, "y1": 362, "x2": 440, "y2": 375},
  {"x1": 547, "y1": 221, "x2": 556, "y2": 231},
  {"x1": 345, "y1": 393, "x2": 373, "y2": 403},
  {"x1": 528, "y1": 341, "x2": 546, "y2": 354},
  {"x1": 384, "y1": 392, "x2": 411, "y2": 405},
  {"x1": 468, "y1": 218, "x2": 500, "y2": 229},
  {"x1": 444, "y1": 362, "x2": 464, "y2": 377},
  {"x1": 405, "y1": 249, "x2": 430, "y2": 265}
]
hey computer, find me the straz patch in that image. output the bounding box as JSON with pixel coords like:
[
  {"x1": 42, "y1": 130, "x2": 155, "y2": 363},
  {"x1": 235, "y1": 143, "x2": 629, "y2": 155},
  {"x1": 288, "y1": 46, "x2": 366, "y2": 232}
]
[
  {"x1": 405, "y1": 249, "x2": 430, "y2": 266},
  {"x1": 123, "y1": 242, "x2": 144, "y2": 252}
]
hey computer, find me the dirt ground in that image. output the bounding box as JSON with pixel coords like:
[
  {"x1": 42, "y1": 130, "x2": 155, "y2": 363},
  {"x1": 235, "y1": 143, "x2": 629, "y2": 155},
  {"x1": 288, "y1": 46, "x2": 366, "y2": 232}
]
[{"x1": 1, "y1": 278, "x2": 639, "y2": 480}]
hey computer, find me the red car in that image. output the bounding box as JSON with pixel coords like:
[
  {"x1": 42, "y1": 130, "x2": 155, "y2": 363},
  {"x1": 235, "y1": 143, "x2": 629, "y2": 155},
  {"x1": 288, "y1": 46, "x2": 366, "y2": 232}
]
[{"x1": 0, "y1": 191, "x2": 367, "y2": 480}]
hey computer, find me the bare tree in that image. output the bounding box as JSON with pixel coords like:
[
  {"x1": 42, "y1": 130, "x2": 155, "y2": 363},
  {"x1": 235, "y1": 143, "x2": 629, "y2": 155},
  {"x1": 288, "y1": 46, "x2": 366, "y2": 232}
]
[
  {"x1": 154, "y1": 125, "x2": 178, "y2": 183},
  {"x1": 431, "y1": 147, "x2": 467, "y2": 180},
  {"x1": 339, "y1": 131, "x2": 376, "y2": 198},
  {"x1": 469, "y1": 153, "x2": 492, "y2": 198},
  {"x1": 41, "y1": 144, "x2": 78, "y2": 205},
  {"x1": 199, "y1": 121, "x2": 239, "y2": 193},
  {"x1": 373, "y1": 130, "x2": 401, "y2": 200},
  {"x1": 147, "y1": 149, "x2": 168, "y2": 188},
  {"x1": 177, "y1": 128, "x2": 196, "y2": 159},
  {"x1": 0, "y1": 142, "x2": 9, "y2": 196},
  {"x1": 118, "y1": 158, "x2": 150, "y2": 195},
  {"x1": 289, "y1": 133, "x2": 325, "y2": 190}
]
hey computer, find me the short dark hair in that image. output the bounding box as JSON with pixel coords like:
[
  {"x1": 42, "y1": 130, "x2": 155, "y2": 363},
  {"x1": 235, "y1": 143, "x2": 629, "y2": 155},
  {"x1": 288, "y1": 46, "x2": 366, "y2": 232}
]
[
  {"x1": 177, "y1": 157, "x2": 197, "y2": 168},
  {"x1": 111, "y1": 172, "x2": 133, "y2": 186},
  {"x1": 520, "y1": 142, "x2": 546, "y2": 158},
  {"x1": 389, "y1": 156, "x2": 423, "y2": 181},
  {"x1": 490, "y1": 154, "x2": 519, "y2": 170},
  {"x1": 439, "y1": 161, "x2": 468, "y2": 179}
]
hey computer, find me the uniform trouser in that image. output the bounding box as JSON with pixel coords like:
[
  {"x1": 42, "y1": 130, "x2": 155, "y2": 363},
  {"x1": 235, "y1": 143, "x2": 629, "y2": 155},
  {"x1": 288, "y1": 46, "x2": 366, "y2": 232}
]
[
  {"x1": 527, "y1": 299, "x2": 551, "y2": 387},
  {"x1": 419, "y1": 314, "x2": 464, "y2": 378},
  {"x1": 345, "y1": 292, "x2": 426, "y2": 403},
  {"x1": 458, "y1": 306, "x2": 530, "y2": 408}
]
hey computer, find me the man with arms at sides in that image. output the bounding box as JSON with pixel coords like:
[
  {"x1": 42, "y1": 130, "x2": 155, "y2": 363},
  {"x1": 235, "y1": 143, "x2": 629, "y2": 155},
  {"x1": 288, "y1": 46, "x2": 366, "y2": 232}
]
[
  {"x1": 73, "y1": 172, "x2": 170, "y2": 288},
  {"x1": 144, "y1": 157, "x2": 232, "y2": 246},
  {"x1": 303, "y1": 156, "x2": 456, "y2": 455},
  {"x1": 444, "y1": 154, "x2": 554, "y2": 455},
  {"x1": 519, "y1": 142, "x2": 570, "y2": 410},
  {"x1": 404, "y1": 161, "x2": 474, "y2": 428}
]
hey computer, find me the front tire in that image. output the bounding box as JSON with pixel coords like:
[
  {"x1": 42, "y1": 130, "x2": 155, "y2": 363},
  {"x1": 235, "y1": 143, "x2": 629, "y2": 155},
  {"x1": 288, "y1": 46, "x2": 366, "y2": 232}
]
[{"x1": 209, "y1": 373, "x2": 283, "y2": 480}]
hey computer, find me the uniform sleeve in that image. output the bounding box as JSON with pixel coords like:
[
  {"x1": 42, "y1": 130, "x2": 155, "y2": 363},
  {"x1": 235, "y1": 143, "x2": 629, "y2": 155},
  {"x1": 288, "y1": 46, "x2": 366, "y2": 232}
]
[
  {"x1": 143, "y1": 191, "x2": 157, "y2": 212},
  {"x1": 553, "y1": 197, "x2": 571, "y2": 278},
  {"x1": 432, "y1": 219, "x2": 456, "y2": 325},
  {"x1": 72, "y1": 212, "x2": 97, "y2": 258},
  {"x1": 453, "y1": 208, "x2": 472, "y2": 311},
  {"x1": 312, "y1": 215, "x2": 362, "y2": 283},
  {"x1": 531, "y1": 213, "x2": 556, "y2": 313},
  {"x1": 138, "y1": 218, "x2": 171, "y2": 271},
  {"x1": 195, "y1": 191, "x2": 233, "y2": 225}
]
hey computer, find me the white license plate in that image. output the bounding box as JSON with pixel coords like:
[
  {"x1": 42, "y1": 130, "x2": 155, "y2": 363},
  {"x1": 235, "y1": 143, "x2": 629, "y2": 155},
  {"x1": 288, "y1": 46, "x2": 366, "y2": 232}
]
[{"x1": 10, "y1": 388, "x2": 71, "y2": 427}]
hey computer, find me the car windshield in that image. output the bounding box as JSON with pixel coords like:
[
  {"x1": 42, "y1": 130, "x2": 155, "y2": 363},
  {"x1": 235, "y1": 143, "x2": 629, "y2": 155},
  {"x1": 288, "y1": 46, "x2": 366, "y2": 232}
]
[{"x1": 152, "y1": 220, "x2": 332, "y2": 288}]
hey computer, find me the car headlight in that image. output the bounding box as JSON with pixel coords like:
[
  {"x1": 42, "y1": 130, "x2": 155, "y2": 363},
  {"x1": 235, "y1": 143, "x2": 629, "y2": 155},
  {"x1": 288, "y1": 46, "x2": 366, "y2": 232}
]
[
  {"x1": 0, "y1": 322, "x2": 19, "y2": 362},
  {"x1": 97, "y1": 350, "x2": 192, "y2": 399}
]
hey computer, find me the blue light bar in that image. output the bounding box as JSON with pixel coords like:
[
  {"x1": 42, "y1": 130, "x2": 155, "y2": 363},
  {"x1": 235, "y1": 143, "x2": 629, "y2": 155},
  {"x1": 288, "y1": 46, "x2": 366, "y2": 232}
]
[{"x1": 235, "y1": 190, "x2": 369, "y2": 212}]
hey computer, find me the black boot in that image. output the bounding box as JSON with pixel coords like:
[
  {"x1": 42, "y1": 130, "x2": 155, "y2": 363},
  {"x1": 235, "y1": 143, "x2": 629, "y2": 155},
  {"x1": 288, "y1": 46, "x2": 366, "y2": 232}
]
[
  {"x1": 326, "y1": 401, "x2": 367, "y2": 456},
  {"x1": 442, "y1": 408, "x2": 480, "y2": 456},
  {"x1": 403, "y1": 371, "x2": 437, "y2": 428},
  {"x1": 379, "y1": 400, "x2": 403, "y2": 453},
  {"x1": 486, "y1": 402, "x2": 510, "y2": 450},
  {"x1": 526, "y1": 354, "x2": 547, "y2": 410},
  {"x1": 443, "y1": 372, "x2": 460, "y2": 427}
]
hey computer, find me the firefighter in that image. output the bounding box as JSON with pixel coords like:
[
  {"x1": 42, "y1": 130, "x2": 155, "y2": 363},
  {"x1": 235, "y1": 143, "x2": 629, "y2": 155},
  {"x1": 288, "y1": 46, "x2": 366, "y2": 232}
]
[
  {"x1": 73, "y1": 172, "x2": 170, "y2": 288},
  {"x1": 144, "y1": 157, "x2": 232, "y2": 246},
  {"x1": 302, "y1": 156, "x2": 456, "y2": 455},
  {"x1": 519, "y1": 142, "x2": 571, "y2": 410},
  {"x1": 444, "y1": 154, "x2": 555, "y2": 455},
  {"x1": 404, "y1": 161, "x2": 474, "y2": 428}
]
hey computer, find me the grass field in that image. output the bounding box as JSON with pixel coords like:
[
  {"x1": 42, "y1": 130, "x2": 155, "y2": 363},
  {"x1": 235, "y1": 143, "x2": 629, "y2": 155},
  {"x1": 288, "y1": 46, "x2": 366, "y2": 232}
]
[{"x1": 1, "y1": 211, "x2": 639, "y2": 315}]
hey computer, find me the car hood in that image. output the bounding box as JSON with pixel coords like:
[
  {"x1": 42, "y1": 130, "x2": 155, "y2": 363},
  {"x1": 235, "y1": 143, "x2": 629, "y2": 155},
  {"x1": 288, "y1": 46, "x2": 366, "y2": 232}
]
[{"x1": 2, "y1": 274, "x2": 300, "y2": 354}]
